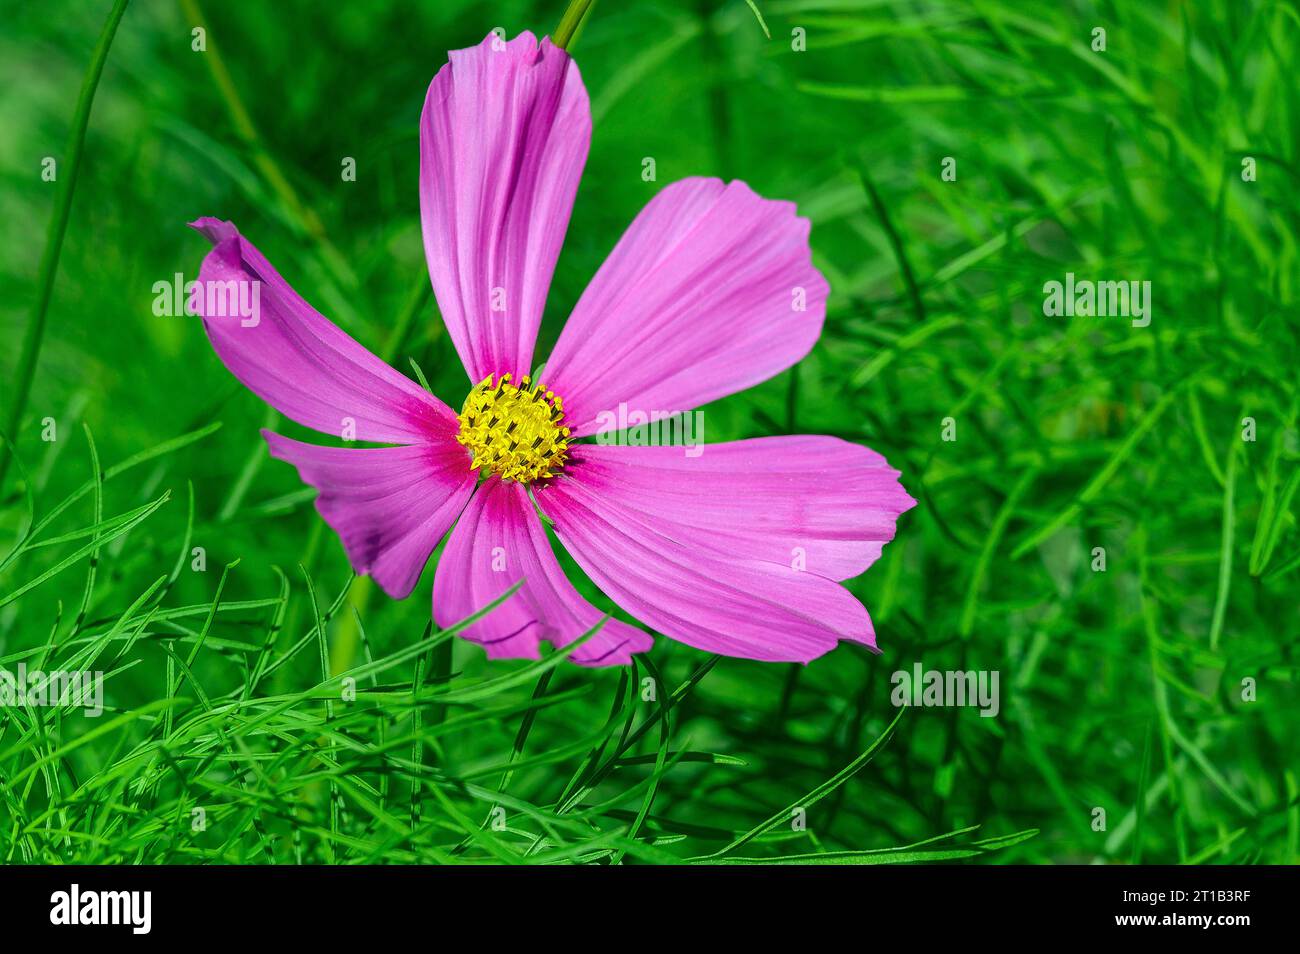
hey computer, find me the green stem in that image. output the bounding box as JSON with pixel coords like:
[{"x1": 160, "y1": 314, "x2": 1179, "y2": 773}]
[
  {"x1": 0, "y1": 0, "x2": 130, "y2": 491},
  {"x1": 553, "y1": 0, "x2": 597, "y2": 50},
  {"x1": 180, "y1": 0, "x2": 326, "y2": 240}
]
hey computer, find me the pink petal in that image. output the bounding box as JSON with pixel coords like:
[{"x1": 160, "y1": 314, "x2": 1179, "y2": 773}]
[
  {"x1": 420, "y1": 31, "x2": 590, "y2": 384},
  {"x1": 189, "y1": 218, "x2": 455, "y2": 444},
  {"x1": 556, "y1": 438, "x2": 915, "y2": 582},
  {"x1": 542, "y1": 178, "x2": 829, "y2": 436},
  {"x1": 536, "y1": 447, "x2": 902, "y2": 663},
  {"x1": 264, "y1": 431, "x2": 475, "y2": 599},
  {"x1": 433, "y1": 477, "x2": 652, "y2": 666}
]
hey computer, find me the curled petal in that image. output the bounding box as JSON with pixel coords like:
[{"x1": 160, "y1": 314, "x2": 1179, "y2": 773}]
[{"x1": 190, "y1": 218, "x2": 455, "y2": 444}]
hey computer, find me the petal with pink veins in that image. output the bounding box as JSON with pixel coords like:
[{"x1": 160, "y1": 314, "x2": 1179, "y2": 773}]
[
  {"x1": 543, "y1": 177, "x2": 829, "y2": 436},
  {"x1": 433, "y1": 477, "x2": 651, "y2": 665},
  {"x1": 189, "y1": 218, "x2": 455, "y2": 444},
  {"x1": 263, "y1": 431, "x2": 476, "y2": 600},
  {"x1": 420, "y1": 31, "x2": 591, "y2": 384},
  {"x1": 537, "y1": 458, "x2": 885, "y2": 663},
  {"x1": 556, "y1": 438, "x2": 915, "y2": 582}
]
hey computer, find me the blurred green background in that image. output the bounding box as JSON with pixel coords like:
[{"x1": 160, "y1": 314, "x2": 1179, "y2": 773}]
[{"x1": 0, "y1": 0, "x2": 1297, "y2": 864}]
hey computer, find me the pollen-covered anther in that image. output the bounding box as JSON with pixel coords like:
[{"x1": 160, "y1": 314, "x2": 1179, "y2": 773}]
[{"x1": 456, "y1": 373, "x2": 571, "y2": 483}]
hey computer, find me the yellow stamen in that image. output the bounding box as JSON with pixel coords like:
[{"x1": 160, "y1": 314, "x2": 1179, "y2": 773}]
[{"x1": 456, "y1": 373, "x2": 570, "y2": 483}]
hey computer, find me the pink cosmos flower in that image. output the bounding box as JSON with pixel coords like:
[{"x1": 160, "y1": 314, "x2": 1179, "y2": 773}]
[{"x1": 189, "y1": 31, "x2": 915, "y2": 666}]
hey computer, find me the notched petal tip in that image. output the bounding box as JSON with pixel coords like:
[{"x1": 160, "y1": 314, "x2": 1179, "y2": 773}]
[
  {"x1": 188, "y1": 216, "x2": 237, "y2": 245},
  {"x1": 472, "y1": 28, "x2": 560, "y2": 57},
  {"x1": 187, "y1": 218, "x2": 244, "y2": 278}
]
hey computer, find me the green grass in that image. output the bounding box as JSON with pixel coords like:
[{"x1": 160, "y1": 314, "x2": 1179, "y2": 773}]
[{"x1": 0, "y1": 0, "x2": 1296, "y2": 864}]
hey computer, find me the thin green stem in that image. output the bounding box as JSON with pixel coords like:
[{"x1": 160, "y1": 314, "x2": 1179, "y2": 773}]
[
  {"x1": 554, "y1": 0, "x2": 597, "y2": 50},
  {"x1": 0, "y1": 0, "x2": 130, "y2": 491}
]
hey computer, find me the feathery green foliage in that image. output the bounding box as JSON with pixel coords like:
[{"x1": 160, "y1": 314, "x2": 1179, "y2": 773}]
[{"x1": 0, "y1": 0, "x2": 1295, "y2": 864}]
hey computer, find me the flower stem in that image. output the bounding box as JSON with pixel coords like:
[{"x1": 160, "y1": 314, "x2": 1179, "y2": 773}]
[
  {"x1": 0, "y1": 0, "x2": 130, "y2": 491},
  {"x1": 553, "y1": 0, "x2": 597, "y2": 51}
]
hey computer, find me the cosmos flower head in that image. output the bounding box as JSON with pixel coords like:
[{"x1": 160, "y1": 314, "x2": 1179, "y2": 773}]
[{"x1": 189, "y1": 31, "x2": 915, "y2": 666}]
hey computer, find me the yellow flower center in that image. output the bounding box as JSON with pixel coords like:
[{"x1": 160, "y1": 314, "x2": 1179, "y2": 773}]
[{"x1": 456, "y1": 373, "x2": 571, "y2": 483}]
